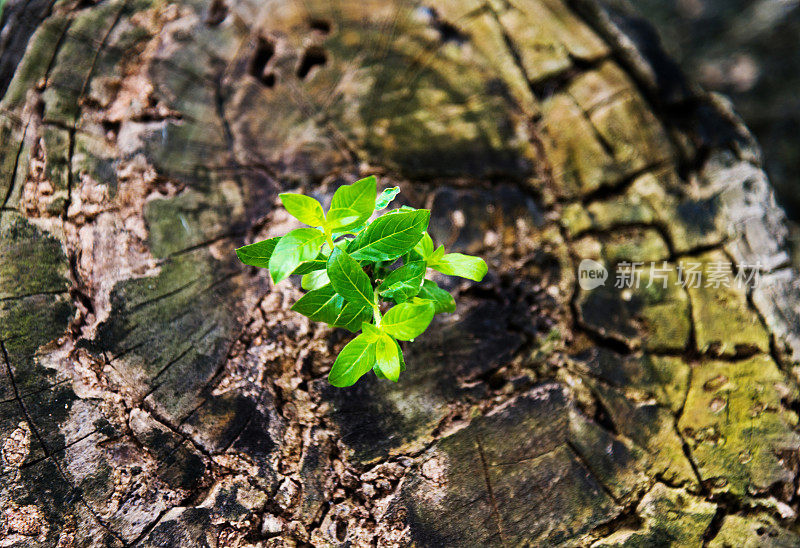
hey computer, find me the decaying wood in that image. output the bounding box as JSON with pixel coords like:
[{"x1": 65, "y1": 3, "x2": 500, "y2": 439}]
[{"x1": 1, "y1": 0, "x2": 800, "y2": 545}]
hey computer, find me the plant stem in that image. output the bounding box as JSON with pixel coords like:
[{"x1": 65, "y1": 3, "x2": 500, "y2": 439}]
[{"x1": 373, "y1": 287, "x2": 382, "y2": 327}]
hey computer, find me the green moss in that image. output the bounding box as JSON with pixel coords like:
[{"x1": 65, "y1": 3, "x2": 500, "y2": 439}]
[
  {"x1": 591, "y1": 381, "x2": 699, "y2": 489},
  {"x1": 683, "y1": 252, "x2": 770, "y2": 357},
  {"x1": 603, "y1": 228, "x2": 670, "y2": 264},
  {"x1": 144, "y1": 183, "x2": 244, "y2": 258},
  {"x1": 679, "y1": 354, "x2": 800, "y2": 496},
  {"x1": 540, "y1": 93, "x2": 620, "y2": 197},
  {"x1": 587, "y1": 92, "x2": 671, "y2": 174},
  {"x1": 0, "y1": 16, "x2": 70, "y2": 111},
  {"x1": 575, "y1": 257, "x2": 691, "y2": 352},
  {"x1": 89, "y1": 250, "x2": 243, "y2": 422},
  {"x1": 708, "y1": 513, "x2": 800, "y2": 547},
  {"x1": 42, "y1": 1, "x2": 126, "y2": 125},
  {"x1": 0, "y1": 118, "x2": 35, "y2": 215},
  {"x1": 0, "y1": 216, "x2": 70, "y2": 300},
  {"x1": 594, "y1": 483, "x2": 717, "y2": 547},
  {"x1": 568, "y1": 409, "x2": 649, "y2": 503}
]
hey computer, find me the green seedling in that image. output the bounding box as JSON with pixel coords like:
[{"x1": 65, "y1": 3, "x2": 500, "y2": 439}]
[{"x1": 236, "y1": 176, "x2": 488, "y2": 386}]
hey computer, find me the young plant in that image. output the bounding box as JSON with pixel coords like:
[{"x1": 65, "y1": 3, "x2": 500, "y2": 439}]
[{"x1": 236, "y1": 176, "x2": 487, "y2": 387}]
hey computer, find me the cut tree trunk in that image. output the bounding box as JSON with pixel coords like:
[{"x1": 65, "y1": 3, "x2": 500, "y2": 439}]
[{"x1": 1, "y1": 0, "x2": 799, "y2": 546}]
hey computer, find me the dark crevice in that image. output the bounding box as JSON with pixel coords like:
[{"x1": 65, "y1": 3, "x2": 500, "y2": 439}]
[
  {"x1": 568, "y1": 161, "x2": 670, "y2": 207},
  {"x1": 249, "y1": 37, "x2": 276, "y2": 85},
  {"x1": 100, "y1": 118, "x2": 121, "y2": 135},
  {"x1": 418, "y1": 6, "x2": 469, "y2": 45},
  {"x1": 296, "y1": 46, "x2": 327, "y2": 80},
  {"x1": 591, "y1": 394, "x2": 618, "y2": 436},
  {"x1": 433, "y1": 17, "x2": 468, "y2": 44},
  {"x1": 529, "y1": 65, "x2": 586, "y2": 100},
  {"x1": 162, "y1": 230, "x2": 246, "y2": 260},
  {"x1": 127, "y1": 277, "x2": 202, "y2": 313},
  {"x1": 573, "y1": 318, "x2": 635, "y2": 355},
  {"x1": 1, "y1": 119, "x2": 30, "y2": 211},
  {"x1": 138, "y1": 401, "x2": 215, "y2": 461},
  {"x1": 335, "y1": 520, "x2": 347, "y2": 541},
  {"x1": 205, "y1": 0, "x2": 228, "y2": 26},
  {"x1": 475, "y1": 436, "x2": 505, "y2": 546},
  {"x1": 565, "y1": 440, "x2": 621, "y2": 505},
  {"x1": 587, "y1": 499, "x2": 643, "y2": 542},
  {"x1": 68, "y1": 249, "x2": 94, "y2": 334},
  {"x1": 565, "y1": 0, "x2": 697, "y2": 173},
  {"x1": 260, "y1": 72, "x2": 275, "y2": 88},
  {"x1": 62, "y1": 5, "x2": 124, "y2": 221},
  {"x1": 701, "y1": 507, "x2": 727, "y2": 546},
  {"x1": 309, "y1": 18, "x2": 331, "y2": 34},
  {"x1": 681, "y1": 276, "x2": 700, "y2": 360},
  {"x1": 64, "y1": 128, "x2": 75, "y2": 218},
  {"x1": 674, "y1": 423, "x2": 707, "y2": 494},
  {"x1": 671, "y1": 359, "x2": 708, "y2": 494}
]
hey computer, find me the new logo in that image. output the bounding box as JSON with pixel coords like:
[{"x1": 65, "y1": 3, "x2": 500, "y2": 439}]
[{"x1": 578, "y1": 259, "x2": 608, "y2": 290}]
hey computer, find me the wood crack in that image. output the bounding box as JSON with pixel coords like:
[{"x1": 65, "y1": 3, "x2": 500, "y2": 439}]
[
  {"x1": 476, "y1": 435, "x2": 506, "y2": 547},
  {"x1": 1, "y1": 118, "x2": 30, "y2": 211},
  {"x1": 1, "y1": 340, "x2": 125, "y2": 543}
]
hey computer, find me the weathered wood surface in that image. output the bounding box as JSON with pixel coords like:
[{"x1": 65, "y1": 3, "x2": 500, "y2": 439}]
[{"x1": 1, "y1": 0, "x2": 800, "y2": 545}]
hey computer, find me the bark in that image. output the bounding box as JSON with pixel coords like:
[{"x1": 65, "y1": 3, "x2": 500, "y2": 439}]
[{"x1": 1, "y1": 0, "x2": 799, "y2": 546}]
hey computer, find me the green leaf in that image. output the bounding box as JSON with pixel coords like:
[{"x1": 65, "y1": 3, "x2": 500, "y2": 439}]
[
  {"x1": 417, "y1": 279, "x2": 456, "y2": 313},
  {"x1": 413, "y1": 232, "x2": 434, "y2": 260},
  {"x1": 349, "y1": 210, "x2": 430, "y2": 262},
  {"x1": 361, "y1": 322, "x2": 382, "y2": 342},
  {"x1": 291, "y1": 284, "x2": 341, "y2": 324},
  {"x1": 326, "y1": 248, "x2": 375, "y2": 309},
  {"x1": 301, "y1": 269, "x2": 330, "y2": 290},
  {"x1": 381, "y1": 300, "x2": 435, "y2": 341},
  {"x1": 378, "y1": 261, "x2": 426, "y2": 303},
  {"x1": 292, "y1": 256, "x2": 327, "y2": 275},
  {"x1": 326, "y1": 207, "x2": 364, "y2": 232},
  {"x1": 395, "y1": 338, "x2": 406, "y2": 371},
  {"x1": 331, "y1": 175, "x2": 376, "y2": 224},
  {"x1": 269, "y1": 228, "x2": 325, "y2": 283},
  {"x1": 291, "y1": 284, "x2": 369, "y2": 330},
  {"x1": 374, "y1": 333, "x2": 401, "y2": 381},
  {"x1": 279, "y1": 193, "x2": 325, "y2": 226},
  {"x1": 375, "y1": 186, "x2": 401, "y2": 210},
  {"x1": 333, "y1": 301, "x2": 372, "y2": 332},
  {"x1": 429, "y1": 253, "x2": 488, "y2": 282},
  {"x1": 328, "y1": 333, "x2": 376, "y2": 387},
  {"x1": 333, "y1": 225, "x2": 366, "y2": 239},
  {"x1": 403, "y1": 249, "x2": 424, "y2": 264},
  {"x1": 235, "y1": 237, "x2": 280, "y2": 269}
]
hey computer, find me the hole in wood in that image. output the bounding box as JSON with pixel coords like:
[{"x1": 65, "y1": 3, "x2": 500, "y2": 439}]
[
  {"x1": 205, "y1": 0, "x2": 228, "y2": 26},
  {"x1": 296, "y1": 46, "x2": 327, "y2": 79},
  {"x1": 336, "y1": 521, "x2": 347, "y2": 541},
  {"x1": 309, "y1": 18, "x2": 331, "y2": 34},
  {"x1": 261, "y1": 72, "x2": 276, "y2": 88},
  {"x1": 249, "y1": 37, "x2": 276, "y2": 84}
]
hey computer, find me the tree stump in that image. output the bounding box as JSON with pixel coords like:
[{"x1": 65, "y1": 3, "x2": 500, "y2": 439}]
[{"x1": 1, "y1": 0, "x2": 799, "y2": 545}]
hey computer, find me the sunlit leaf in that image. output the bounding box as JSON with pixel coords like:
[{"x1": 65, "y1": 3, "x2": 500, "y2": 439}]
[
  {"x1": 328, "y1": 333, "x2": 376, "y2": 387},
  {"x1": 269, "y1": 228, "x2": 325, "y2": 283},
  {"x1": 279, "y1": 193, "x2": 325, "y2": 226}
]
